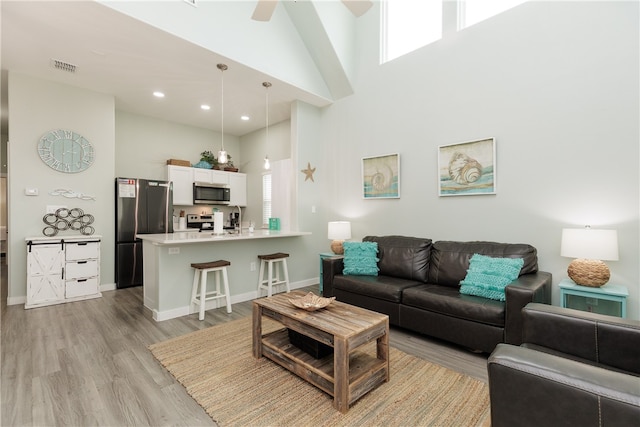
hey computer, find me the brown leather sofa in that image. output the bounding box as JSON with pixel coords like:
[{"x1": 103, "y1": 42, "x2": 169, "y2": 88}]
[
  {"x1": 488, "y1": 303, "x2": 640, "y2": 427},
  {"x1": 322, "y1": 236, "x2": 551, "y2": 353}
]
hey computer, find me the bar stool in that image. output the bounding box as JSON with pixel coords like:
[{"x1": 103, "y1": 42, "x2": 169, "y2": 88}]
[
  {"x1": 257, "y1": 252, "x2": 291, "y2": 297},
  {"x1": 190, "y1": 260, "x2": 231, "y2": 320}
]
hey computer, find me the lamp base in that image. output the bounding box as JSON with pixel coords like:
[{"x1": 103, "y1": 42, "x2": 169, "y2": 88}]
[
  {"x1": 330, "y1": 240, "x2": 344, "y2": 255},
  {"x1": 567, "y1": 259, "x2": 610, "y2": 287}
]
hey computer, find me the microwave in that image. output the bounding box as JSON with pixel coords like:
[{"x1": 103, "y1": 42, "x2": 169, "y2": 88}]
[{"x1": 193, "y1": 182, "x2": 230, "y2": 204}]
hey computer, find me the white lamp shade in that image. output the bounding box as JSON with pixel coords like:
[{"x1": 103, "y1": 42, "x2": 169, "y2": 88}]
[
  {"x1": 328, "y1": 221, "x2": 352, "y2": 240},
  {"x1": 561, "y1": 228, "x2": 619, "y2": 261}
]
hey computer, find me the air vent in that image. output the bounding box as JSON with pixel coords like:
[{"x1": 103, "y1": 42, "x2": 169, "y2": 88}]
[
  {"x1": 183, "y1": 0, "x2": 197, "y2": 7},
  {"x1": 50, "y1": 59, "x2": 77, "y2": 74}
]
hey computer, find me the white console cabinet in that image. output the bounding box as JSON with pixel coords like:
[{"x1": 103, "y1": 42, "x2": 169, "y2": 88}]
[{"x1": 26, "y1": 235, "x2": 101, "y2": 309}]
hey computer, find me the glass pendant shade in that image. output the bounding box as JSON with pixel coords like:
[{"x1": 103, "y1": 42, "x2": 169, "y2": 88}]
[
  {"x1": 218, "y1": 150, "x2": 228, "y2": 164},
  {"x1": 264, "y1": 156, "x2": 270, "y2": 170}
]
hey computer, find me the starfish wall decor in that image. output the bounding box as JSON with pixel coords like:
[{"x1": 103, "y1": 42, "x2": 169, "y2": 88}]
[{"x1": 301, "y1": 162, "x2": 316, "y2": 182}]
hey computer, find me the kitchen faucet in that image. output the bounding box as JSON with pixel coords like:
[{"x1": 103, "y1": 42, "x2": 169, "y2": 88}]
[{"x1": 233, "y1": 205, "x2": 242, "y2": 235}]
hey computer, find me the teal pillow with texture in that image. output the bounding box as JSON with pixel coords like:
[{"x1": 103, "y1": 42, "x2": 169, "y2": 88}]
[
  {"x1": 459, "y1": 254, "x2": 524, "y2": 301},
  {"x1": 343, "y1": 241, "x2": 379, "y2": 276}
]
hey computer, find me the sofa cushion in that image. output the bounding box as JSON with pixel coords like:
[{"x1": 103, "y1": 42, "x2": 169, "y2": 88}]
[
  {"x1": 428, "y1": 241, "x2": 538, "y2": 288},
  {"x1": 333, "y1": 274, "x2": 421, "y2": 303},
  {"x1": 459, "y1": 254, "x2": 525, "y2": 301},
  {"x1": 403, "y1": 284, "x2": 506, "y2": 327},
  {"x1": 342, "y1": 241, "x2": 379, "y2": 276},
  {"x1": 363, "y1": 235, "x2": 432, "y2": 282}
]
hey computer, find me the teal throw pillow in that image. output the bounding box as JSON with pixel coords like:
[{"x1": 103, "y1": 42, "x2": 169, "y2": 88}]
[
  {"x1": 459, "y1": 254, "x2": 524, "y2": 301},
  {"x1": 343, "y1": 241, "x2": 379, "y2": 276}
]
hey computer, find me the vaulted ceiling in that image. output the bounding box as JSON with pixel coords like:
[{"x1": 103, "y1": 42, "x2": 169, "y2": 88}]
[{"x1": 1, "y1": 0, "x2": 370, "y2": 136}]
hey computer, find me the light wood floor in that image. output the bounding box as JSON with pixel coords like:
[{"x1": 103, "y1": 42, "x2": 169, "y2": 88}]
[{"x1": 1, "y1": 260, "x2": 488, "y2": 426}]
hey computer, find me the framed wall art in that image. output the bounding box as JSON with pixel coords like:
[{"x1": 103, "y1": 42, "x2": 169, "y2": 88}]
[
  {"x1": 438, "y1": 137, "x2": 496, "y2": 196},
  {"x1": 362, "y1": 153, "x2": 400, "y2": 199}
]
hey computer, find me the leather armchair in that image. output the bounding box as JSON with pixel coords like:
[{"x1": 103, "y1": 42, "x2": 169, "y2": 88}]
[{"x1": 487, "y1": 303, "x2": 640, "y2": 427}]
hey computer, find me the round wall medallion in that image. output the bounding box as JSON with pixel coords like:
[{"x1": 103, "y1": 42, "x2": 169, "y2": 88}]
[{"x1": 38, "y1": 129, "x2": 95, "y2": 173}]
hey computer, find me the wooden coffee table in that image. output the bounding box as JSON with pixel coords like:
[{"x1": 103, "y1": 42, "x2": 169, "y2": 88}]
[{"x1": 252, "y1": 290, "x2": 390, "y2": 413}]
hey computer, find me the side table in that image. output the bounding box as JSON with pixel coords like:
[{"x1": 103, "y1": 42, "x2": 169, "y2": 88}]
[
  {"x1": 319, "y1": 252, "x2": 341, "y2": 295},
  {"x1": 559, "y1": 278, "x2": 628, "y2": 318}
]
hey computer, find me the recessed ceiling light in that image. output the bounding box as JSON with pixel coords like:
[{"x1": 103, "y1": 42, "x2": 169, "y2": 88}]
[
  {"x1": 201, "y1": 104, "x2": 211, "y2": 110},
  {"x1": 153, "y1": 91, "x2": 165, "y2": 98},
  {"x1": 241, "y1": 115, "x2": 250, "y2": 121}
]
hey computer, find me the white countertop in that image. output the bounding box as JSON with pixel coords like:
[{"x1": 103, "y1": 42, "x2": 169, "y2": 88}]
[{"x1": 136, "y1": 229, "x2": 311, "y2": 245}]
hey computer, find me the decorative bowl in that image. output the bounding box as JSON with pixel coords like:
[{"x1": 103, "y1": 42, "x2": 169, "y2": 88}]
[{"x1": 289, "y1": 292, "x2": 335, "y2": 311}]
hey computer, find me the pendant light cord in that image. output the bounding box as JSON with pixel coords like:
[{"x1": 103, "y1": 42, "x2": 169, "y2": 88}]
[
  {"x1": 219, "y1": 64, "x2": 225, "y2": 151},
  {"x1": 263, "y1": 81, "x2": 272, "y2": 169}
]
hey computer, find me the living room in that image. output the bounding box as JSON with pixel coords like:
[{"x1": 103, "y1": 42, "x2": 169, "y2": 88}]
[{"x1": 1, "y1": 0, "x2": 638, "y2": 424}]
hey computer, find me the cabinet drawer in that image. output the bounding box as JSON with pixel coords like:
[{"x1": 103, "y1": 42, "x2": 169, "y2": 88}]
[
  {"x1": 66, "y1": 277, "x2": 99, "y2": 298},
  {"x1": 65, "y1": 260, "x2": 98, "y2": 279},
  {"x1": 66, "y1": 241, "x2": 100, "y2": 260}
]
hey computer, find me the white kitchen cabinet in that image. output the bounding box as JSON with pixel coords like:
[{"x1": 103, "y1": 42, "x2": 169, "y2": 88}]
[
  {"x1": 26, "y1": 236, "x2": 102, "y2": 309},
  {"x1": 167, "y1": 165, "x2": 194, "y2": 205},
  {"x1": 193, "y1": 168, "x2": 229, "y2": 186},
  {"x1": 228, "y1": 172, "x2": 247, "y2": 207}
]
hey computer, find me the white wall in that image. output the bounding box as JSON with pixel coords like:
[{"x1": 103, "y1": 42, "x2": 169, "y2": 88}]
[
  {"x1": 7, "y1": 73, "x2": 116, "y2": 302},
  {"x1": 317, "y1": 1, "x2": 640, "y2": 318},
  {"x1": 238, "y1": 119, "x2": 291, "y2": 227},
  {"x1": 115, "y1": 110, "x2": 240, "y2": 181}
]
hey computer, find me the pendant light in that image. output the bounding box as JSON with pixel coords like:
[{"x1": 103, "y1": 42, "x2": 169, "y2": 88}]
[
  {"x1": 263, "y1": 81, "x2": 272, "y2": 170},
  {"x1": 217, "y1": 63, "x2": 228, "y2": 165}
]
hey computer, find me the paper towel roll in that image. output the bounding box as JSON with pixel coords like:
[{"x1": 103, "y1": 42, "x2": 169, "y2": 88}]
[
  {"x1": 213, "y1": 211, "x2": 224, "y2": 234},
  {"x1": 178, "y1": 217, "x2": 186, "y2": 230}
]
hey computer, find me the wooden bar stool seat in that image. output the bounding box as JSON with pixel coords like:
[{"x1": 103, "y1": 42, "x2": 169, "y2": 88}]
[
  {"x1": 257, "y1": 252, "x2": 290, "y2": 297},
  {"x1": 190, "y1": 259, "x2": 231, "y2": 320}
]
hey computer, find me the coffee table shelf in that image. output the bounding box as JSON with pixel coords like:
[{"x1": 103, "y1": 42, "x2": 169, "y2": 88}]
[
  {"x1": 261, "y1": 328, "x2": 389, "y2": 398},
  {"x1": 253, "y1": 291, "x2": 390, "y2": 413}
]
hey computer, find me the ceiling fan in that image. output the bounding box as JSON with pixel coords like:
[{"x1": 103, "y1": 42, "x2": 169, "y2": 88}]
[{"x1": 252, "y1": 0, "x2": 374, "y2": 22}]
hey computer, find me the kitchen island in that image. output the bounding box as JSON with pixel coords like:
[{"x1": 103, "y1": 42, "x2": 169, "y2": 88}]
[{"x1": 137, "y1": 229, "x2": 312, "y2": 321}]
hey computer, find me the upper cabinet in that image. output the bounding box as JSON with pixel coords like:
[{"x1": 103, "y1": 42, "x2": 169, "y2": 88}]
[
  {"x1": 228, "y1": 173, "x2": 247, "y2": 207},
  {"x1": 167, "y1": 165, "x2": 193, "y2": 205},
  {"x1": 167, "y1": 165, "x2": 247, "y2": 207},
  {"x1": 193, "y1": 168, "x2": 229, "y2": 185}
]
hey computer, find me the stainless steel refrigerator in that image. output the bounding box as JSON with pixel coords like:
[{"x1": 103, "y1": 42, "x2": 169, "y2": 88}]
[{"x1": 115, "y1": 178, "x2": 173, "y2": 289}]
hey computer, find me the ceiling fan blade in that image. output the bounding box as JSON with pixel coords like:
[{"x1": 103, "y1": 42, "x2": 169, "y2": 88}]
[
  {"x1": 252, "y1": 0, "x2": 278, "y2": 22},
  {"x1": 341, "y1": 0, "x2": 373, "y2": 17}
]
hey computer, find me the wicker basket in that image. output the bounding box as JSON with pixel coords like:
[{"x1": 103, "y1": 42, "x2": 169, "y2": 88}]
[
  {"x1": 167, "y1": 159, "x2": 191, "y2": 167},
  {"x1": 567, "y1": 259, "x2": 610, "y2": 287}
]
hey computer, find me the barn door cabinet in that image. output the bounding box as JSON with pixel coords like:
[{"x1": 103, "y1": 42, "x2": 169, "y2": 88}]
[{"x1": 25, "y1": 235, "x2": 102, "y2": 309}]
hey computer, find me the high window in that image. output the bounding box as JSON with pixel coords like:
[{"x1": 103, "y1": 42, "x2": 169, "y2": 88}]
[
  {"x1": 381, "y1": 0, "x2": 528, "y2": 64},
  {"x1": 459, "y1": 0, "x2": 527, "y2": 29},
  {"x1": 381, "y1": 0, "x2": 442, "y2": 63}
]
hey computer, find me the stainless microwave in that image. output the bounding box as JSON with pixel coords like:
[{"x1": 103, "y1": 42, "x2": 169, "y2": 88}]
[{"x1": 193, "y1": 182, "x2": 230, "y2": 204}]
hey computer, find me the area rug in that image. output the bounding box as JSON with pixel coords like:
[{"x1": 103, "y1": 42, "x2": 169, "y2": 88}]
[{"x1": 149, "y1": 317, "x2": 490, "y2": 426}]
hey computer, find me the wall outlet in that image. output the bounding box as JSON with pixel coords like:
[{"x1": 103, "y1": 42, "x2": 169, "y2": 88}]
[
  {"x1": 250, "y1": 262, "x2": 256, "y2": 271},
  {"x1": 168, "y1": 247, "x2": 180, "y2": 255}
]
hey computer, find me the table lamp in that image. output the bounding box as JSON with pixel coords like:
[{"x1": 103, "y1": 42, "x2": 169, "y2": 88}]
[
  {"x1": 560, "y1": 227, "x2": 619, "y2": 287},
  {"x1": 328, "y1": 221, "x2": 351, "y2": 255}
]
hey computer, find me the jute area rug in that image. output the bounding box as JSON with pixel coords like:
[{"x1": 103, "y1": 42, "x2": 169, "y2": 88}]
[{"x1": 149, "y1": 317, "x2": 490, "y2": 427}]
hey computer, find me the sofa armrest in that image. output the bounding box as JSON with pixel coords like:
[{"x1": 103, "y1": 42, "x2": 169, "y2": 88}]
[
  {"x1": 488, "y1": 344, "x2": 640, "y2": 427},
  {"x1": 522, "y1": 302, "x2": 640, "y2": 375},
  {"x1": 322, "y1": 256, "x2": 344, "y2": 297},
  {"x1": 504, "y1": 271, "x2": 551, "y2": 345}
]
